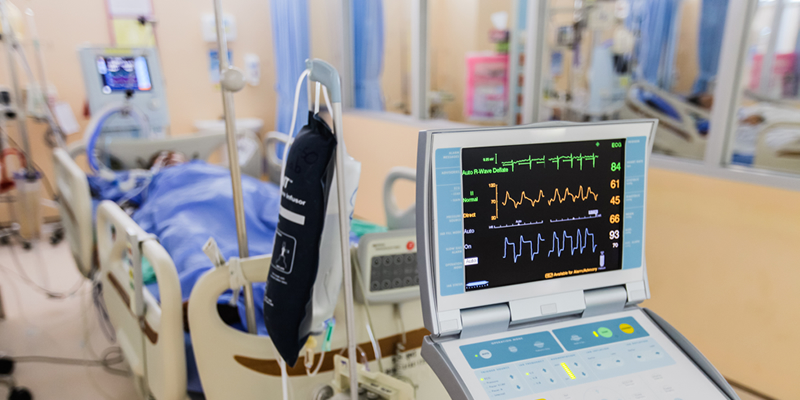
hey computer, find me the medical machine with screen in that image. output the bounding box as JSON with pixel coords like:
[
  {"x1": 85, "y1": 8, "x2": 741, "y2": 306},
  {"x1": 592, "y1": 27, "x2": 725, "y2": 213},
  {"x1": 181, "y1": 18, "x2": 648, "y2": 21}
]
[
  {"x1": 79, "y1": 47, "x2": 170, "y2": 137},
  {"x1": 415, "y1": 120, "x2": 739, "y2": 400}
]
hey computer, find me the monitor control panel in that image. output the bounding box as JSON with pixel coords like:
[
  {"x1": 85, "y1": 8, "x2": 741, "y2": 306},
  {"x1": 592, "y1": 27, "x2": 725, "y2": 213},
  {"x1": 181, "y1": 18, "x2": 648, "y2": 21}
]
[{"x1": 437, "y1": 309, "x2": 728, "y2": 400}]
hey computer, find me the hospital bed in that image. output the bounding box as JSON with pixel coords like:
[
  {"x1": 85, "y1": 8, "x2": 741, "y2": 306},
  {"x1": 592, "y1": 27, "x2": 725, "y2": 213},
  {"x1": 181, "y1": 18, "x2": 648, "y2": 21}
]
[
  {"x1": 738, "y1": 91, "x2": 800, "y2": 173},
  {"x1": 53, "y1": 131, "x2": 266, "y2": 399},
  {"x1": 90, "y1": 169, "x2": 445, "y2": 399},
  {"x1": 618, "y1": 81, "x2": 710, "y2": 159},
  {"x1": 53, "y1": 130, "x2": 263, "y2": 279},
  {"x1": 753, "y1": 120, "x2": 800, "y2": 173},
  {"x1": 56, "y1": 132, "x2": 446, "y2": 399}
]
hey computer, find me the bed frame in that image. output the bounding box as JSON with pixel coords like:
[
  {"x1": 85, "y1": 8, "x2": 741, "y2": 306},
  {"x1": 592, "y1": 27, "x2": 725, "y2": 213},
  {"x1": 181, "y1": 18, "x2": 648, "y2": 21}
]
[
  {"x1": 189, "y1": 255, "x2": 447, "y2": 399},
  {"x1": 619, "y1": 81, "x2": 710, "y2": 160},
  {"x1": 754, "y1": 121, "x2": 800, "y2": 173}
]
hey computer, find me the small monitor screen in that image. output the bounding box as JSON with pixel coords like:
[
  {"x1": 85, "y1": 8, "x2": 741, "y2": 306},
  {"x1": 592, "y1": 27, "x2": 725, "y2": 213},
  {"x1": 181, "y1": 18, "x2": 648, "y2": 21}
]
[
  {"x1": 460, "y1": 139, "x2": 625, "y2": 291},
  {"x1": 96, "y1": 56, "x2": 152, "y2": 93}
]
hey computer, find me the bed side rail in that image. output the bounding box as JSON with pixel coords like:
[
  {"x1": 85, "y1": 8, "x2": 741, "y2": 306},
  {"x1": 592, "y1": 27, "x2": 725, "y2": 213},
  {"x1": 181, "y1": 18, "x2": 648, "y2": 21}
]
[
  {"x1": 96, "y1": 201, "x2": 186, "y2": 400},
  {"x1": 53, "y1": 148, "x2": 94, "y2": 277},
  {"x1": 626, "y1": 81, "x2": 709, "y2": 141}
]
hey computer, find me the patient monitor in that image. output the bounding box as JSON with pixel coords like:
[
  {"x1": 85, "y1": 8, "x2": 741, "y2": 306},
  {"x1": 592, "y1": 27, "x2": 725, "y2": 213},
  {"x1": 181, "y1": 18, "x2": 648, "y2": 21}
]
[
  {"x1": 78, "y1": 47, "x2": 169, "y2": 137},
  {"x1": 416, "y1": 121, "x2": 739, "y2": 399}
]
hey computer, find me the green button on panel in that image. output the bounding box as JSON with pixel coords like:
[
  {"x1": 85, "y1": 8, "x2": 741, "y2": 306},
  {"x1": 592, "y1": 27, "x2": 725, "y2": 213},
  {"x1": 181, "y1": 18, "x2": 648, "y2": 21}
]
[{"x1": 597, "y1": 327, "x2": 613, "y2": 338}]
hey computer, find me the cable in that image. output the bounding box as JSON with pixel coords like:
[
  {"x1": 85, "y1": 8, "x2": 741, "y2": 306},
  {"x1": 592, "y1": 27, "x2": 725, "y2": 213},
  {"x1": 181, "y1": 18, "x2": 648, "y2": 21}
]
[
  {"x1": 5, "y1": 245, "x2": 85, "y2": 299},
  {"x1": 8, "y1": 346, "x2": 131, "y2": 377},
  {"x1": 393, "y1": 303, "x2": 407, "y2": 352},
  {"x1": 92, "y1": 280, "x2": 116, "y2": 342},
  {"x1": 352, "y1": 251, "x2": 384, "y2": 372}
]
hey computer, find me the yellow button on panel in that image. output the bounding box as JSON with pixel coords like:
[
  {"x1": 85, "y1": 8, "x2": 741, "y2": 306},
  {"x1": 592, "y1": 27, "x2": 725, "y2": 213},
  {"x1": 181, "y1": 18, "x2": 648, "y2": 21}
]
[{"x1": 619, "y1": 323, "x2": 634, "y2": 334}]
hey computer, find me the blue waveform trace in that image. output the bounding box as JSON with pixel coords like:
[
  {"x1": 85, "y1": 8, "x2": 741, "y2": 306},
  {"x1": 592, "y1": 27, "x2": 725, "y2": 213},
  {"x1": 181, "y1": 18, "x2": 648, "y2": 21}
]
[
  {"x1": 503, "y1": 234, "x2": 546, "y2": 263},
  {"x1": 548, "y1": 229, "x2": 597, "y2": 258}
]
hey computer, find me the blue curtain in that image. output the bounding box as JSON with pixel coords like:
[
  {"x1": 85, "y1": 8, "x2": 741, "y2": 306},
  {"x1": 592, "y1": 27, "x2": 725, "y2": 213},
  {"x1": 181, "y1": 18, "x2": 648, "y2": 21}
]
[
  {"x1": 352, "y1": 0, "x2": 385, "y2": 110},
  {"x1": 270, "y1": 0, "x2": 310, "y2": 138},
  {"x1": 692, "y1": 0, "x2": 729, "y2": 94},
  {"x1": 634, "y1": 0, "x2": 682, "y2": 90}
]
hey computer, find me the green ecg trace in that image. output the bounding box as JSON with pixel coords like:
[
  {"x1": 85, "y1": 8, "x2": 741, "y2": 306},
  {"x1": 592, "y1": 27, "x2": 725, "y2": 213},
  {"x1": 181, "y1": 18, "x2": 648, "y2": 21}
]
[
  {"x1": 547, "y1": 153, "x2": 599, "y2": 170},
  {"x1": 501, "y1": 155, "x2": 546, "y2": 171}
]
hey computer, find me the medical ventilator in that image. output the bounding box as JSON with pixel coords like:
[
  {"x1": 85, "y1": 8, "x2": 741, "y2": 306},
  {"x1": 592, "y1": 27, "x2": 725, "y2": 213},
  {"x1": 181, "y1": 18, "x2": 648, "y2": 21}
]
[{"x1": 415, "y1": 120, "x2": 740, "y2": 399}]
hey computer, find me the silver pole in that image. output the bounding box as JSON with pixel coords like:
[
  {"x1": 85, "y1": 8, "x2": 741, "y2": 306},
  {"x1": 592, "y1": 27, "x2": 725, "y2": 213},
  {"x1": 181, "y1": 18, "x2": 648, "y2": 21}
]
[
  {"x1": 331, "y1": 102, "x2": 359, "y2": 400},
  {"x1": 0, "y1": 0, "x2": 35, "y2": 178},
  {"x1": 212, "y1": 0, "x2": 257, "y2": 334}
]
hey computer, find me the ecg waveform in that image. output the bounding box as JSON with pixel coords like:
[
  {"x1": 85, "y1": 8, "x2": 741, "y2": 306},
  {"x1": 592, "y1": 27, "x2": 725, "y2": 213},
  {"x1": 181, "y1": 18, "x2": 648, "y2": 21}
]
[
  {"x1": 548, "y1": 229, "x2": 597, "y2": 257},
  {"x1": 490, "y1": 183, "x2": 599, "y2": 220},
  {"x1": 548, "y1": 154, "x2": 599, "y2": 170},
  {"x1": 503, "y1": 234, "x2": 545, "y2": 263},
  {"x1": 501, "y1": 155, "x2": 546, "y2": 171},
  {"x1": 503, "y1": 229, "x2": 597, "y2": 263},
  {"x1": 496, "y1": 153, "x2": 599, "y2": 172}
]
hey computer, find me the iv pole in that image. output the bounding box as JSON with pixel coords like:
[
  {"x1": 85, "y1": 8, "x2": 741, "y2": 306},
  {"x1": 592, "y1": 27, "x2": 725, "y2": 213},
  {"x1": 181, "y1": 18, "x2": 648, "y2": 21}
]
[{"x1": 211, "y1": 0, "x2": 257, "y2": 334}]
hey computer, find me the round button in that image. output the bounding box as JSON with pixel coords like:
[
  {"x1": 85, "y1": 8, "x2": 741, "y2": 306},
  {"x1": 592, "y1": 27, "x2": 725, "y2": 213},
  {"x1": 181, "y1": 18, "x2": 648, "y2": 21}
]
[
  {"x1": 597, "y1": 327, "x2": 613, "y2": 338},
  {"x1": 404, "y1": 254, "x2": 415, "y2": 264},
  {"x1": 508, "y1": 346, "x2": 518, "y2": 353},
  {"x1": 406, "y1": 241, "x2": 415, "y2": 250},
  {"x1": 392, "y1": 278, "x2": 402, "y2": 288},
  {"x1": 382, "y1": 256, "x2": 392, "y2": 266},
  {"x1": 619, "y1": 323, "x2": 635, "y2": 334},
  {"x1": 479, "y1": 350, "x2": 492, "y2": 359},
  {"x1": 393, "y1": 255, "x2": 404, "y2": 265}
]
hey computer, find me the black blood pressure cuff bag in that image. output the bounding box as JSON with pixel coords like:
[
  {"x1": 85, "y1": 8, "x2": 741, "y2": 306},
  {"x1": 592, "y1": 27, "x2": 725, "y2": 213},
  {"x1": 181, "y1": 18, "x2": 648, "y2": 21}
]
[{"x1": 263, "y1": 111, "x2": 336, "y2": 367}]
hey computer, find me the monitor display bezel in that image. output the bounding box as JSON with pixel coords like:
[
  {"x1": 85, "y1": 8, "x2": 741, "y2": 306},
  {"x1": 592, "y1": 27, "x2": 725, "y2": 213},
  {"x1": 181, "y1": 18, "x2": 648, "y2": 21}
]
[{"x1": 425, "y1": 121, "x2": 656, "y2": 316}]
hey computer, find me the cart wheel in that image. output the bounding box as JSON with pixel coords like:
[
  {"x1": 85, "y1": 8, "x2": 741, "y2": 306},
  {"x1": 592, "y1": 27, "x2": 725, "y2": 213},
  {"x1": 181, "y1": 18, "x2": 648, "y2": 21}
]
[{"x1": 8, "y1": 387, "x2": 32, "y2": 400}]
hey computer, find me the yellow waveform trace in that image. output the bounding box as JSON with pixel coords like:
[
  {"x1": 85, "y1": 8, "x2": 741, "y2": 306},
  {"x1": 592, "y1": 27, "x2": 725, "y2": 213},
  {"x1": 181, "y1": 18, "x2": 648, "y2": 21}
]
[
  {"x1": 501, "y1": 190, "x2": 546, "y2": 208},
  {"x1": 499, "y1": 186, "x2": 598, "y2": 210},
  {"x1": 547, "y1": 186, "x2": 598, "y2": 205}
]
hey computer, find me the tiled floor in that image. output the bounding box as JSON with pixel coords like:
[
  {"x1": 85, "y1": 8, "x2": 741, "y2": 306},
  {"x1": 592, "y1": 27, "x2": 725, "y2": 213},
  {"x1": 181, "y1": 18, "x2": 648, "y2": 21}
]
[{"x1": 0, "y1": 240, "x2": 772, "y2": 400}]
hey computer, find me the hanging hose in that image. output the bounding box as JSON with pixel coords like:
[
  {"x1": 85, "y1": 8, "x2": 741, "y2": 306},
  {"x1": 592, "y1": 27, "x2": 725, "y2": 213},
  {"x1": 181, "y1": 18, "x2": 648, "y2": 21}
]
[{"x1": 83, "y1": 102, "x2": 153, "y2": 180}]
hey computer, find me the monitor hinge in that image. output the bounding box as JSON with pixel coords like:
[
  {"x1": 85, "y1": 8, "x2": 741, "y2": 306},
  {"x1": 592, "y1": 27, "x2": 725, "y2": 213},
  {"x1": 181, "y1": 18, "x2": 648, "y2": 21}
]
[
  {"x1": 583, "y1": 286, "x2": 628, "y2": 318},
  {"x1": 459, "y1": 303, "x2": 510, "y2": 339}
]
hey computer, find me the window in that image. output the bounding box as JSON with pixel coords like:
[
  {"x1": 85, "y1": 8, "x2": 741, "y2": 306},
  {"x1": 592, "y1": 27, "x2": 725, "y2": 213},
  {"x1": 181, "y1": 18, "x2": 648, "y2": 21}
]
[
  {"x1": 428, "y1": 0, "x2": 515, "y2": 124},
  {"x1": 538, "y1": 0, "x2": 728, "y2": 161},
  {"x1": 725, "y1": 0, "x2": 800, "y2": 175}
]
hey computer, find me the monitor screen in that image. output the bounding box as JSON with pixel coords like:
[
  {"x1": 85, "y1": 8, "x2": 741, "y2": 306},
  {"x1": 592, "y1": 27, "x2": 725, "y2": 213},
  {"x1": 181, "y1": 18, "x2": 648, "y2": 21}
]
[
  {"x1": 460, "y1": 139, "x2": 625, "y2": 291},
  {"x1": 96, "y1": 56, "x2": 152, "y2": 93}
]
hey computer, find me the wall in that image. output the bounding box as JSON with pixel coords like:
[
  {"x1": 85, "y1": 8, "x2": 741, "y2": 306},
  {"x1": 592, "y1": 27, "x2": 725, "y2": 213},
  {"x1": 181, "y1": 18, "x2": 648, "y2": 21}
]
[{"x1": 343, "y1": 111, "x2": 799, "y2": 400}]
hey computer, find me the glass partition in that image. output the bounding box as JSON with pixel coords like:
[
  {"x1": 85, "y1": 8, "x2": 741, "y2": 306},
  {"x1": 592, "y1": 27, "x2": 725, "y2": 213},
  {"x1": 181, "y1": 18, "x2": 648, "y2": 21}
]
[
  {"x1": 428, "y1": 0, "x2": 515, "y2": 124},
  {"x1": 539, "y1": 0, "x2": 729, "y2": 161},
  {"x1": 346, "y1": 0, "x2": 413, "y2": 114},
  {"x1": 726, "y1": 0, "x2": 800, "y2": 175}
]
